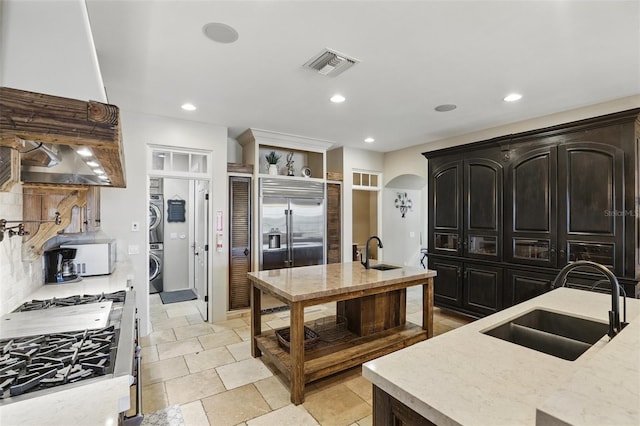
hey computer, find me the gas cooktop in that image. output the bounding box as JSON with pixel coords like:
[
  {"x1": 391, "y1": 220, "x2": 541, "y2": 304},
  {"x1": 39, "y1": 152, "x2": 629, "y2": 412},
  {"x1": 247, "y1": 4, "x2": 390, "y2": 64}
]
[{"x1": 0, "y1": 290, "x2": 134, "y2": 402}]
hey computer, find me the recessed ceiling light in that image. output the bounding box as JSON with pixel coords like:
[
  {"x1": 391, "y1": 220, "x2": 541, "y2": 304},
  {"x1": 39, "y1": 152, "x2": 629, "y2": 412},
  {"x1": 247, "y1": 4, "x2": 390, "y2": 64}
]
[
  {"x1": 330, "y1": 94, "x2": 345, "y2": 103},
  {"x1": 93, "y1": 169, "x2": 105, "y2": 175},
  {"x1": 76, "y1": 148, "x2": 92, "y2": 157},
  {"x1": 203, "y1": 22, "x2": 239, "y2": 44},
  {"x1": 181, "y1": 103, "x2": 197, "y2": 111},
  {"x1": 434, "y1": 104, "x2": 457, "y2": 112},
  {"x1": 364, "y1": 137, "x2": 375, "y2": 143},
  {"x1": 504, "y1": 93, "x2": 523, "y2": 102},
  {"x1": 86, "y1": 161, "x2": 99, "y2": 167}
]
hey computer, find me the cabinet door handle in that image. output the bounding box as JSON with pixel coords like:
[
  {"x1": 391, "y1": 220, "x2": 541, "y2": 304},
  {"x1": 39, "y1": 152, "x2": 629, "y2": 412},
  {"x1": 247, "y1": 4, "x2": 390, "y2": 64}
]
[
  {"x1": 243, "y1": 248, "x2": 249, "y2": 256},
  {"x1": 559, "y1": 249, "x2": 566, "y2": 258}
]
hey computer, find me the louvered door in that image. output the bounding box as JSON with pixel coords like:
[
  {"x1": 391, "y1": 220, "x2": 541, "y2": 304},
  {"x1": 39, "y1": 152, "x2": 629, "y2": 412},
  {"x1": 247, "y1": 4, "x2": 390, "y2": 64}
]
[{"x1": 229, "y1": 176, "x2": 252, "y2": 310}]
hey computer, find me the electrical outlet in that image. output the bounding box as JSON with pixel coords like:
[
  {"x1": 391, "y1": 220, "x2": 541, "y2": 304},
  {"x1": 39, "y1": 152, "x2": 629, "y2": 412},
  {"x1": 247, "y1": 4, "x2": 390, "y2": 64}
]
[
  {"x1": 131, "y1": 222, "x2": 140, "y2": 231},
  {"x1": 128, "y1": 245, "x2": 140, "y2": 255}
]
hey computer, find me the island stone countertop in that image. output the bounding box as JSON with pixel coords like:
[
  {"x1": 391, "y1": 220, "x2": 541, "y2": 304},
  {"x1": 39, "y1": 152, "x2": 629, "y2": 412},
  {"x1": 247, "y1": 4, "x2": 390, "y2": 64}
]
[
  {"x1": 363, "y1": 287, "x2": 640, "y2": 425},
  {"x1": 247, "y1": 261, "x2": 436, "y2": 302}
]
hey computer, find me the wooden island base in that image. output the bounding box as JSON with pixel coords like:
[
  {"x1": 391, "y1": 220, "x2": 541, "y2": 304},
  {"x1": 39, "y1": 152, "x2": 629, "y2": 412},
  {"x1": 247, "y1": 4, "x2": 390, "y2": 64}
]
[
  {"x1": 248, "y1": 262, "x2": 436, "y2": 405},
  {"x1": 256, "y1": 322, "x2": 427, "y2": 384}
]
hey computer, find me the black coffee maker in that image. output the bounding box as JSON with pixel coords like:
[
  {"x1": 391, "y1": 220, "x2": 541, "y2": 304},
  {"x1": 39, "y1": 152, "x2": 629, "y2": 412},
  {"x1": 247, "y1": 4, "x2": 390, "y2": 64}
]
[{"x1": 44, "y1": 248, "x2": 81, "y2": 284}]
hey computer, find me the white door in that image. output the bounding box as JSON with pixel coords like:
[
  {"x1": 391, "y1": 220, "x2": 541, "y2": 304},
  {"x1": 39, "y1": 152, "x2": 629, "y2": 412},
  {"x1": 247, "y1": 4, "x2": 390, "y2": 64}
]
[{"x1": 193, "y1": 180, "x2": 209, "y2": 320}]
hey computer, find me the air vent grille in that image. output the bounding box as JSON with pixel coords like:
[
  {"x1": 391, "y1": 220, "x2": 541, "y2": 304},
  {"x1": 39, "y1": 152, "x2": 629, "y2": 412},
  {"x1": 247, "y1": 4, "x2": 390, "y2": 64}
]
[{"x1": 303, "y1": 48, "x2": 359, "y2": 77}]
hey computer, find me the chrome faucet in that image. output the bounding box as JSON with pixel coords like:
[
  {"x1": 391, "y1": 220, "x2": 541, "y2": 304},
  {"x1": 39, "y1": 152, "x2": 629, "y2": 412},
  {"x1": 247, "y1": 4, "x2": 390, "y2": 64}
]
[
  {"x1": 360, "y1": 236, "x2": 383, "y2": 269},
  {"x1": 551, "y1": 260, "x2": 627, "y2": 339}
]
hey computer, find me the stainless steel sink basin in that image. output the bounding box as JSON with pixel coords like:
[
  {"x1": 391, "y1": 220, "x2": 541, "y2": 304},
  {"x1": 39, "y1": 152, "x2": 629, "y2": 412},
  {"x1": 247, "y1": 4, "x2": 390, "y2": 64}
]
[
  {"x1": 369, "y1": 264, "x2": 401, "y2": 271},
  {"x1": 482, "y1": 309, "x2": 608, "y2": 361}
]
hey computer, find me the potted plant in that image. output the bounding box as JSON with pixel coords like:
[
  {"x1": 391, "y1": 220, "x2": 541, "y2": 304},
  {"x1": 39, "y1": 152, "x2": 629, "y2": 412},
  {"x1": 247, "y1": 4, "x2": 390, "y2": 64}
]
[{"x1": 265, "y1": 151, "x2": 281, "y2": 175}]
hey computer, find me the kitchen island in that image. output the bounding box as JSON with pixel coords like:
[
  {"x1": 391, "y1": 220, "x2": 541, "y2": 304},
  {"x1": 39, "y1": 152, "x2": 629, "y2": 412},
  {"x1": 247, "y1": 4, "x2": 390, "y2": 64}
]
[
  {"x1": 363, "y1": 287, "x2": 640, "y2": 425},
  {"x1": 248, "y1": 261, "x2": 436, "y2": 404}
]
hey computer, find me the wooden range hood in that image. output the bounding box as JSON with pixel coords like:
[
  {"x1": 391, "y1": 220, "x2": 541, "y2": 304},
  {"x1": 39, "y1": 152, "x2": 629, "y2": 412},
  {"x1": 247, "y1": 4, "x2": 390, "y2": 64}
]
[{"x1": 0, "y1": 87, "x2": 126, "y2": 188}]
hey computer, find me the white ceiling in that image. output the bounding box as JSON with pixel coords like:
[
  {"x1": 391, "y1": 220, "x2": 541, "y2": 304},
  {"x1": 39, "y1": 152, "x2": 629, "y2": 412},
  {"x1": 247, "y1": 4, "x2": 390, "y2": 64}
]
[{"x1": 85, "y1": 0, "x2": 640, "y2": 153}]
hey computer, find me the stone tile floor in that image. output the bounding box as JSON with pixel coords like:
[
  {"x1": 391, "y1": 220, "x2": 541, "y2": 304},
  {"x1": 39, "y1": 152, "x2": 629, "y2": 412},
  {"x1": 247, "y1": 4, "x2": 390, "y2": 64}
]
[{"x1": 136, "y1": 287, "x2": 473, "y2": 426}]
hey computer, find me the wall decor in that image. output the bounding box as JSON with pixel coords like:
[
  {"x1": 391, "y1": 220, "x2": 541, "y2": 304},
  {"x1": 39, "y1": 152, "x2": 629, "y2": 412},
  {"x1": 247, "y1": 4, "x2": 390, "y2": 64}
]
[
  {"x1": 167, "y1": 199, "x2": 186, "y2": 222},
  {"x1": 394, "y1": 192, "x2": 412, "y2": 218}
]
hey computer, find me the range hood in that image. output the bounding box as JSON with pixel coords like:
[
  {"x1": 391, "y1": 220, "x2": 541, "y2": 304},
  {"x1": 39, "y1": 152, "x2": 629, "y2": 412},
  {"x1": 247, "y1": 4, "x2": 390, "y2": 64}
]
[
  {"x1": 0, "y1": 87, "x2": 126, "y2": 187},
  {"x1": 20, "y1": 142, "x2": 114, "y2": 186}
]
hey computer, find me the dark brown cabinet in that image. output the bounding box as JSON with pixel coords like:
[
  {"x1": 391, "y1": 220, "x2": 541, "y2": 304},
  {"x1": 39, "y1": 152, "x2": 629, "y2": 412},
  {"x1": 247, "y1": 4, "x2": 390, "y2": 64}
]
[
  {"x1": 429, "y1": 153, "x2": 503, "y2": 316},
  {"x1": 506, "y1": 142, "x2": 624, "y2": 273},
  {"x1": 430, "y1": 157, "x2": 502, "y2": 260},
  {"x1": 424, "y1": 108, "x2": 640, "y2": 317},
  {"x1": 503, "y1": 269, "x2": 555, "y2": 306},
  {"x1": 428, "y1": 258, "x2": 501, "y2": 317}
]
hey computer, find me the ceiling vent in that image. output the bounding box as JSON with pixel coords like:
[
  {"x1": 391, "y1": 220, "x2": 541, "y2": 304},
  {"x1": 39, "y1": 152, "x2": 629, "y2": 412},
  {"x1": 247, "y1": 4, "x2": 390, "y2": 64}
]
[{"x1": 303, "y1": 48, "x2": 359, "y2": 77}]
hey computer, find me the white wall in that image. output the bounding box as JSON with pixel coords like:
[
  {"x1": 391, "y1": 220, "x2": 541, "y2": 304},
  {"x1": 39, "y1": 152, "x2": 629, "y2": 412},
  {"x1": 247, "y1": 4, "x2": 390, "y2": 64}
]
[
  {"x1": 381, "y1": 188, "x2": 424, "y2": 268},
  {"x1": 101, "y1": 110, "x2": 228, "y2": 334},
  {"x1": 163, "y1": 178, "x2": 190, "y2": 291}
]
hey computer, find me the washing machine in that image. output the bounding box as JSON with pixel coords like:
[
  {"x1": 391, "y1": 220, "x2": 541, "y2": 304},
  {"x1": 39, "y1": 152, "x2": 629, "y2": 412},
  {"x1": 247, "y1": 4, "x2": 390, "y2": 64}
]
[
  {"x1": 149, "y1": 243, "x2": 164, "y2": 294},
  {"x1": 149, "y1": 194, "x2": 164, "y2": 243}
]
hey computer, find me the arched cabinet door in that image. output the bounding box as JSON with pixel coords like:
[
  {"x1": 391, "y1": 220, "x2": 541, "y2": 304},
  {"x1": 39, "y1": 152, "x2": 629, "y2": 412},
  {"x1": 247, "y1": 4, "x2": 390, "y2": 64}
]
[
  {"x1": 429, "y1": 160, "x2": 463, "y2": 256},
  {"x1": 464, "y1": 158, "x2": 502, "y2": 260},
  {"x1": 557, "y1": 142, "x2": 624, "y2": 275},
  {"x1": 505, "y1": 145, "x2": 558, "y2": 268},
  {"x1": 506, "y1": 141, "x2": 624, "y2": 274}
]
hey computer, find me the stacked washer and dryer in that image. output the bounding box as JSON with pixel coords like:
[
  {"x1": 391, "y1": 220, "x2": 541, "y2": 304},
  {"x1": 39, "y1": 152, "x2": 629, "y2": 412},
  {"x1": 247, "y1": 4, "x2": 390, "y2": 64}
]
[{"x1": 149, "y1": 179, "x2": 164, "y2": 294}]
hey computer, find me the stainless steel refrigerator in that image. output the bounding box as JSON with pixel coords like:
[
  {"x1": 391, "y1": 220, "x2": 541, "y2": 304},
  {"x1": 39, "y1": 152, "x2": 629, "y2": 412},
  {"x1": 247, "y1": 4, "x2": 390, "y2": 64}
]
[{"x1": 260, "y1": 178, "x2": 325, "y2": 270}]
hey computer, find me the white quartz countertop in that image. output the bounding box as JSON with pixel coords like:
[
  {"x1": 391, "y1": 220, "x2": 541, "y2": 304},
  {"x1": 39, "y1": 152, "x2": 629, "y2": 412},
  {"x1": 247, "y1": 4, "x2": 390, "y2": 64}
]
[
  {"x1": 363, "y1": 288, "x2": 640, "y2": 426},
  {"x1": 18, "y1": 262, "x2": 132, "y2": 305}
]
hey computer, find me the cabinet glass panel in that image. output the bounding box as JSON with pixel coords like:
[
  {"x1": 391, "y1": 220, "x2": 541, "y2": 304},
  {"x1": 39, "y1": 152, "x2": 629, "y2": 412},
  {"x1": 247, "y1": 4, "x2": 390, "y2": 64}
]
[
  {"x1": 468, "y1": 236, "x2": 497, "y2": 256},
  {"x1": 568, "y1": 242, "x2": 614, "y2": 267},
  {"x1": 434, "y1": 233, "x2": 458, "y2": 251},
  {"x1": 151, "y1": 151, "x2": 168, "y2": 171},
  {"x1": 190, "y1": 153, "x2": 208, "y2": 173},
  {"x1": 513, "y1": 239, "x2": 550, "y2": 260},
  {"x1": 353, "y1": 172, "x2": 361, "y2": 185},
  {"x1": 173, "y1": 152, "x2": 189, "y2": 172}
]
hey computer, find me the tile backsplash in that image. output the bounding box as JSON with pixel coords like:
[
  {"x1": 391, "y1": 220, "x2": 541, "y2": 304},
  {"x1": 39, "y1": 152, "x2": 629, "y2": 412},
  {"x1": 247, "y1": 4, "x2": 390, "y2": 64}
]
[{"x1": 0, "y1": 184, "x2": 43, "y2": 316}]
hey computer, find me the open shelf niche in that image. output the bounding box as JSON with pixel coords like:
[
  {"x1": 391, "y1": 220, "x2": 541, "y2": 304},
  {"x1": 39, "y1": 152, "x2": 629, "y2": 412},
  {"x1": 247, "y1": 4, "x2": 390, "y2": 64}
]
[{"x1": 236, "y1": 129, "x2": 333, "y2": 180}]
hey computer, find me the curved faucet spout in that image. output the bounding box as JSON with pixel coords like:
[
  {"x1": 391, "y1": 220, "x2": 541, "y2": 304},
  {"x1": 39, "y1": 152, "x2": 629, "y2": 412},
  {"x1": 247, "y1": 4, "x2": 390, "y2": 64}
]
[
  {"x1": 361, "y1": 235, "x2": 383, "y2": 269},
  {"x1": 552, "y1": 260, "x2": 626, "y2": 339}
]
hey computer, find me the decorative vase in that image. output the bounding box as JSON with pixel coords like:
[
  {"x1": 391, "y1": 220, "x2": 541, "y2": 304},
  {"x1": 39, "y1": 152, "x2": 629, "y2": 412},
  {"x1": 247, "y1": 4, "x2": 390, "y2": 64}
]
[{"x1": 268, "y1": 164, "x2": 278, "y2": 175}]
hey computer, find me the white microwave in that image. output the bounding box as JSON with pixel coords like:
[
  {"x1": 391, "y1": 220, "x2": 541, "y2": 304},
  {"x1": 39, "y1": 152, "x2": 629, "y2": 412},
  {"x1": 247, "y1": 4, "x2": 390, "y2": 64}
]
[{"x1": 60, "y1": 240, "x2": 116, "y2": 276}]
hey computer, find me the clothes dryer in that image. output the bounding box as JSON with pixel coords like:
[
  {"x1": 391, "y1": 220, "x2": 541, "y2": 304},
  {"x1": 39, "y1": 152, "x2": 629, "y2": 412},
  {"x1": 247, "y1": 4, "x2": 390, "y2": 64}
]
[
  {"x1": 149, "y1": 194, "x2": 164, "y2": 243},
  {"x1": 149, "y1": 243, "x2": 164, "y2": 294}
]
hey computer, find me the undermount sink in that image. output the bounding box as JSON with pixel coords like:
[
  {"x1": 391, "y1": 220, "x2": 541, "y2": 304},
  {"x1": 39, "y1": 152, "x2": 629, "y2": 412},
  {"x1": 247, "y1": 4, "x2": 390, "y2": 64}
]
[
  {"x1": 482, "y1": 309, "x2": 608, "y2": 361},
  {"x1": 369, "y1": 264, "x2": 401, "y2": 271}
]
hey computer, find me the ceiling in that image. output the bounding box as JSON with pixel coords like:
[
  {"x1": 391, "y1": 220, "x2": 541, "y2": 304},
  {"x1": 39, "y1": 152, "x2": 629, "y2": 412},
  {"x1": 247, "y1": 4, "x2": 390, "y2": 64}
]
[{"x1": 85, "y1": 1, "x2": 640, "y2": 153}]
